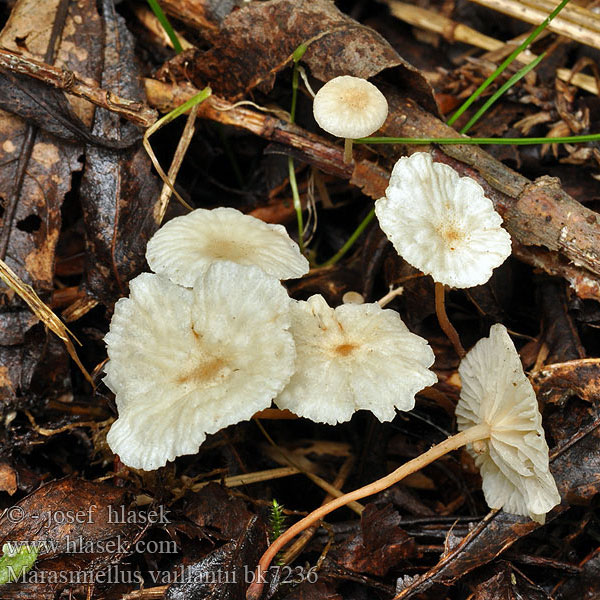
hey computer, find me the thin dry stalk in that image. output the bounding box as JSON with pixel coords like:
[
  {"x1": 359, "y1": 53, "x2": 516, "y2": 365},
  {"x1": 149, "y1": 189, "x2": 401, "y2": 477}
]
[
  {"x1": 378, "y1": 285, "x2": 404, "y2": 307},
  {"x1": 246, "y1": 424, "x2": 491, "y2": 600},
  {"x1": 0, "y1": 258, "x2": 93, "y2": 386},
  {"x1": 25, "y1": 410, "x2": 113, "y2": 436},
  {"x1": 143, "y1": 120, "x2": 193, "y2": 215},
  {"x1": 189, "y1": 466, "x2": 300, "y2": 491},
  {"x1": 388, "y1": 1, "x2": 599, "y2": 94},
  {"x1": 466, "y1": 0, "x2": 600, "y2": 51},
  {"x1": 62, "y1": 295, "x2": 99, "y2": 323},
  {"x1": 132, "y1": 4, "x2": 193, "y2": 50},
  {"x1": 260, "y1": 442, "x2": 364, "y2": 515},
  {"x1": 280, "y1": 455, "x2": 355, "y2": 565},
  {"x1": 121, "y1": 587, "x2": 166, "y2": 600},
  {"x1": 154, "y1": 103, "x2": 199, "y2": 224}
]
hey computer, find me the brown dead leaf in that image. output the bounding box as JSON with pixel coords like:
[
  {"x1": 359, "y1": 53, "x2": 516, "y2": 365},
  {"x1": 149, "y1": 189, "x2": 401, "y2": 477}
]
[
  {"x1": 189, "y1": 0, "x2": 437, "y2": 114},
  {"x1": 165, "y1": 515, "x2": 268, "y2": 600},
  {"x1": 0, "y1": 0, "x2": 103, "y2": 406},
  {"x1": 533, "y1": 359, "x2": 600, "y2": 405},
  {"x1": 80, "y1": 0, "x2": 160, "y2": 304},
  {"x1": 282, "y1": 580, "x2": 342, "y2": 600},
  {"x1": 0, "y1": 461, "x2": 17, "y2": 494},
  {"x1": 469, "y1": 561, "x2": 551, "y2": 600},
  {"x1": 0, "y1": 477, "x2": 139, "y2": 597},
  {"x1": 184, "y1": 483, "x2": 253, "y2": 541},
  {"x1": 538, "y1": 280, "x2": 586, "y2": 365},
  {"x1": 331, "y1": 504, "x2": 416, "y2": 576},
  {"x1": 554, "y1": 547, "x2": 600, "y2": 600}
]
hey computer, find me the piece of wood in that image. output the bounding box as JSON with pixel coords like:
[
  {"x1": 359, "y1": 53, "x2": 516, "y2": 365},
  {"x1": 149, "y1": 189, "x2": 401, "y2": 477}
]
[{"x1": 0, "y1": 48, "x2": 157, "y2": 126}]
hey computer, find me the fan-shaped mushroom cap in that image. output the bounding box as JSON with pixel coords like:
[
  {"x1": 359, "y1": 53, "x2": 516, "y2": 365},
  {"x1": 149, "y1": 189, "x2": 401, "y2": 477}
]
[
  {"x1": 104, "y1": 263, "x2": 296, "y2": 470},
  {"x1": 275, "y1": 295, "x2": 437, "y2": 425},
  {"x1": 375, "y1": 153, "x2": 512, "y2": 288},
  {"x1": 456, "y1": 324, "x2": 561, "y2": 523},
  {"x1": 146, "y1": 207, "x2": 309, "y2": 287},
  {"x1": 313, "y1": 75, "x2": 388, "y2": 139}
]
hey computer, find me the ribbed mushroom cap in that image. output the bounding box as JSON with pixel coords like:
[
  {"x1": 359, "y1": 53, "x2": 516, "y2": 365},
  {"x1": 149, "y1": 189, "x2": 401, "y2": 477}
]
[
  {"x1": 275, "y1": 295, "x2": 437, "y2": 425},
  {"x1": 313, "y1": 75, "x2": 388, "y2": 139},
  {"x1": 104, "y1": 263, "x2": 296, "y2": 471},
  {"x1": 146, "y1": 207, "x2": 309, "y2": 287},
  {"x1": 375, "y1": 153, "x2": 512, "y2": 288},
  {"x1": 456, "y1": 324, "x2": 561, "y2": 523}
]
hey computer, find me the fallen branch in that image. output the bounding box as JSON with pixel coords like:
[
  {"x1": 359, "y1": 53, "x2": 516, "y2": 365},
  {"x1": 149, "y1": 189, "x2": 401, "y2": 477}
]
[
  {"x1": 0, "y1": 48, "x2": 157, "y2": 127},
  {"x1": 144, "y1": 79, "x2": 600, "y2": 301}
]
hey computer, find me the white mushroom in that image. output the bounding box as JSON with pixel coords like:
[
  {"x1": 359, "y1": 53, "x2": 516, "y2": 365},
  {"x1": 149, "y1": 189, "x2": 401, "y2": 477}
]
[
  {"x1": 275, "y1": 294, "x2": 437, "y2": 424},
  {"x1": 146, "y1": 207, "x2": 309, "y2": 287},
  {"x1": 104, "y1": 262, "x2": 296, "y2": 471},
  {"x1": 456, "y1": 324, "x2": 561, "y2": 523},
  {"x1": 247, "y1": 324, "x2": 561, "y2": 594},
  {"x1": 375, "y1": 152, "x2": 512, "y2": 289},
  {"x1": 313, "y1": 75, "x2": 388, "y2": 163}
]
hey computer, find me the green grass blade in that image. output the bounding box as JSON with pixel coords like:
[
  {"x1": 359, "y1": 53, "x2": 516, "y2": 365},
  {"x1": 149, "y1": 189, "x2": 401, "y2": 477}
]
[
  {"x1": 289, "y1": 44, "x2": 309, "y2": 252},
  {"x1": 143, "y1": 87, "x2": 212, "y2": 211},
  {"x1": 149, "y1": 87, "x2": 212, "y2": 131},
  {"x1": 460, "y1": 52, "x2": 546, "y2": 134},
  {"x1": 146, "y1": 0, "x2": 183, "y2": 54},
  {"x1": 355, "y1": 133, "x2": 600, "y2": 145},
  {"x1": 319, "y1": 207, "x2": 375, "y2": 268},
  {"x1": 289, "y1": 156, "x2": 305, "y2": 254},
  {"x1": 447, "y1": 0, "x2": 570, "y2": 127}
]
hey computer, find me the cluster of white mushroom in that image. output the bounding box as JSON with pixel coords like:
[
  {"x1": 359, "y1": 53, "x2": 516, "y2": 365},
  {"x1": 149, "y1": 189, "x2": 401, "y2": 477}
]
[
  {"x1": 104, "y1": 75, "x2": 560, "y2": 527},
  {"x1": 104, "y1": 207, "x2": 437, "y2": 471}
]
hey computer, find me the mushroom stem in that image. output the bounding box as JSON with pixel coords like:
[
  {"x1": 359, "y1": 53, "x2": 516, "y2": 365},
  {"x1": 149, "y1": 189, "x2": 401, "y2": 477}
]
[
  {"x1": 246, "y1": 422, "x2": 491, "y2": 600},
  {"x1": 343, "y1": 138, "x2": 354, "y2": 163},
  {"x1": 434, "y1": 282, "x2": 466, "y2": 359}
]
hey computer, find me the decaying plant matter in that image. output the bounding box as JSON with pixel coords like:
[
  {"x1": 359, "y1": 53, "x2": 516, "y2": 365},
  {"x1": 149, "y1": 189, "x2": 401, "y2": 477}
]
[{"x1": 0, "y1": 0, "x2": 599, "y2": 599}]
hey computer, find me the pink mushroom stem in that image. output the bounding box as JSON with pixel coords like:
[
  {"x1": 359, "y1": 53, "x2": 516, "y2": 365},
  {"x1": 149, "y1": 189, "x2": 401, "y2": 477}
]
[
  {"x1": 246, "y1": 422, "x2": 491, "y2": 600},
  {"x1": 434, "y1": 282, "x2": 466, "y2": 359}
]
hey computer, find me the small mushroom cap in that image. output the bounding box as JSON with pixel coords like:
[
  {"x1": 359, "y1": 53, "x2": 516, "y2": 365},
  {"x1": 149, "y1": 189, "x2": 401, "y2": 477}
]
[
  {"x1": 375, "y1": 152, "x2": 512, "y2": 288},
  {"x1": 456, "y1": 324, "x2": 561, "y2": 523},
  {"x1": 313, "y1": 75, "x2": 388, "y2": 139},
  {"x1": 104, "y1": 263, "x2": 296, "y2": 471},
  {"x1": 275, "y1": 295, "x2": 437, "y2": 424},
  {"x1": 146, "y1": 207, "x2": 309, "y2": 287}
]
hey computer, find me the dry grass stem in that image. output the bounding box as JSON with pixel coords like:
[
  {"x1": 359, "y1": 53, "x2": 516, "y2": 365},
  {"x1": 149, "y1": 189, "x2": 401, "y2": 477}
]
[
  {"x1": 132, "y1": 4, "x2": 193, "y2": 51},
  {"x1": 378, "y1": 285, "x2": 404, "y2": 307},
  {"x1": 121, "y1": 587, "x2": 167, "y2": 600},
  {"x1": 262, "y1": 444, "x2": 364, "y2": 515},
  {"x1": 187, "y1": 466, "x2": 301, "y2": 492},
  {"x1": 0, "y1": 259, "x2": 93, "y2": 386},
  {"x1": 62, "y1": 295, "x2": 100, "y2": 323},
  {"x1": 389, "y1": 0, "x2": 599, "y2": 94},
  {"x1": 280, "y1": 455, "x2": 355, "y2": 565},
  {"x1": 154, "y1": 103, "x2": 199, "y2": 224},
  {"x1": 466, "y1": 0, "x2": 600, "y2": 51},
  {"x1": 25, "y1": 410, "x2": 113, "y2": 437}
]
